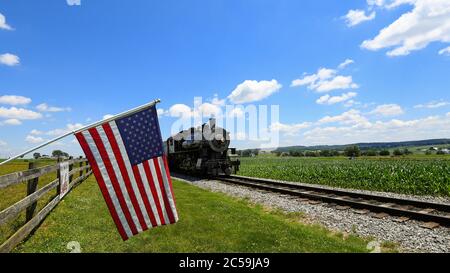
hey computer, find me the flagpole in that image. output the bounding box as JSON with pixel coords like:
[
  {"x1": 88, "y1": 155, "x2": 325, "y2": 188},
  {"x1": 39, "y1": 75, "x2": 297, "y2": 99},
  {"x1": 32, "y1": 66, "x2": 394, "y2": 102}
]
[{"x1": 0, "y1": 99, "x2": 161, "y2": 166}]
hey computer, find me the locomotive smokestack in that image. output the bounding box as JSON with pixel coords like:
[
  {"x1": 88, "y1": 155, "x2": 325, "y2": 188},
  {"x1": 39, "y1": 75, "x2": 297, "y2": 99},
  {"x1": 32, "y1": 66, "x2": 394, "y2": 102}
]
[{"x1": 209, "y1": 118, "x2": 216, "y2": 129}]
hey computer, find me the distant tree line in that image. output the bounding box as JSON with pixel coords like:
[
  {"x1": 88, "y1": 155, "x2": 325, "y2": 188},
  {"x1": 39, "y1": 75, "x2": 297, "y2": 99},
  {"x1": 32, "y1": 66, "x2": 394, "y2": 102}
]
[
  {"x1": 33, "y1": 150, "x2": 70, "y2": 160},
  {"x1": 237, "y1": 149, "x2": 261, "y2": 157},
  {"x1": 273, "y1": 138, "x2": 450, "y2": 154},
  {"x1": 270, "y1": 145, "x2": 415, "y2": 158}
]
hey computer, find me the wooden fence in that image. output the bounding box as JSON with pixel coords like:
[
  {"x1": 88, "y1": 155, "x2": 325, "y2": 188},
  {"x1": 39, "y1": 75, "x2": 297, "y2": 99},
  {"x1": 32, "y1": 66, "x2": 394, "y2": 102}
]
[{"x1": 0, "y1": 157, "x2": 92, "y2": 253}]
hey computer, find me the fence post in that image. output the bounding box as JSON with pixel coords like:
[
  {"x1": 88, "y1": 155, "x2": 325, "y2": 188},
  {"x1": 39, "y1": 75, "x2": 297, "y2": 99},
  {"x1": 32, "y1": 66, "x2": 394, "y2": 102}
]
[
  {"x1": 56, "y1": 157, "x2": 62, "y2": 194},
  {"x1": 68, "y1": 156, "x2": 74, "y2": 184},
  {"x1": 79, "y1": 156, "x2": 83, "y2": 178},
  {"x1": 26, "y1": 162, "x2": 39, "y2": 222}
]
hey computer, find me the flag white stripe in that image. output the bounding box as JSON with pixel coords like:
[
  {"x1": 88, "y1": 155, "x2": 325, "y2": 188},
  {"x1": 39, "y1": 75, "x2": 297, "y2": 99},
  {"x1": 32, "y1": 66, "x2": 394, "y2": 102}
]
[
  {"x1": 158, "y1": 157, "x2": 178, "y2": 221},
  {"x1": 82, "y1": 130, "x2": 132, "y2": 238},
  {"x1": 137, "y1": 163, "x2": 162, "y2": 226},
  {"x1": 109, "y1": 121, "x2": 153, "y2": 228},
  {"x1": 148, "y1": 159, "x2": 170, "y2": 224},
  {"x1": 96, "y1": 125, "x2": 142, "y2": 232}
]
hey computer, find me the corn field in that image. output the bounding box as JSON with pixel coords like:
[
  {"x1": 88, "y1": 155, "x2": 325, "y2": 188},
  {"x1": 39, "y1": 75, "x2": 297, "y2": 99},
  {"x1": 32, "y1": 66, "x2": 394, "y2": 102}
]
[{"x1": 239, "y1": 156, "x2": 450, "y2": 196}]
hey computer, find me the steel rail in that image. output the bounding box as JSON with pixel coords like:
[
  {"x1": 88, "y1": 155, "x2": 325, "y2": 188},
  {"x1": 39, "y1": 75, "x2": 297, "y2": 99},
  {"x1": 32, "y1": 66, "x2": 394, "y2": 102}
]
[{"x1": 216, "y1": 175, "x2": 450, "y2": 226}]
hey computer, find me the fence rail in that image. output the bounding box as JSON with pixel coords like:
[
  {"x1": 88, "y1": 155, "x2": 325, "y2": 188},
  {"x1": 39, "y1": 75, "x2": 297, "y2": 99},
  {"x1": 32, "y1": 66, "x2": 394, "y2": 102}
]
[{"x1": 0, "y1": 157, "x2": 92, "y2": 253}]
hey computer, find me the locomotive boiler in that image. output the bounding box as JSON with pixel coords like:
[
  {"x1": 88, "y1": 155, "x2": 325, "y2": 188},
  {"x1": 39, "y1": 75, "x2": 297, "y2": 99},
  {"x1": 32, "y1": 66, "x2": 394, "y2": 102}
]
[{"x1": 166, "y1": 119, "x2": 240, "y2": 176}]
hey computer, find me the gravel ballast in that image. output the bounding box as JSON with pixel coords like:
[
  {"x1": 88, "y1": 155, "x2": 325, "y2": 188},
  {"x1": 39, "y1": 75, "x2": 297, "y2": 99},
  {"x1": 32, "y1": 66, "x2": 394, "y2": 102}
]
[{"x1": 173, "y1": 175, "x2": 450, "y2": 253}]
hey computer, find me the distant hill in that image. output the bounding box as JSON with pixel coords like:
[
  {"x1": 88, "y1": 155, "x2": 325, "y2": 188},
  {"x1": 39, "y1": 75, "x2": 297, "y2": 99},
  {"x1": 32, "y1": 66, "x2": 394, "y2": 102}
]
[{"x1": 274, "y1": 139, "x2": 450, "y2": 153}]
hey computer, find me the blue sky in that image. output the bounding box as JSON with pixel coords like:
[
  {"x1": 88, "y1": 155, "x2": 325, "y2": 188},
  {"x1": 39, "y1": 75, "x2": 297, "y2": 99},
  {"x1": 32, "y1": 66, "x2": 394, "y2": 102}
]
[{"x1": 1, "y1": 0, "x2": 450, "y2": 157}]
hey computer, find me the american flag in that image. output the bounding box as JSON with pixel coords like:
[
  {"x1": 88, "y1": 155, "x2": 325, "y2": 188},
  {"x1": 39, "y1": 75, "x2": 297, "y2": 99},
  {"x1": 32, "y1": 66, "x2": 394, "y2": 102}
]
[{"x1": 75, "y1": 105, "x2": 178, "y2": 240}]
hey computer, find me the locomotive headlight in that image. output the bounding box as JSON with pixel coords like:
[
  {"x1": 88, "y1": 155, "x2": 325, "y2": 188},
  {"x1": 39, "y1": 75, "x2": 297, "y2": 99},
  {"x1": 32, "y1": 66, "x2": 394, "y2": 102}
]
[{"x1": 215, "y1": 134, "x2": 224, "y2": 142}]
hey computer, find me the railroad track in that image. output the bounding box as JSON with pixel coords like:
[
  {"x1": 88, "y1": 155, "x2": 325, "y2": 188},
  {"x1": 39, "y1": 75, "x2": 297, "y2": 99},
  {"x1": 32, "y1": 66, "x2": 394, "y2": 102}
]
[{"x1": 216, "y1": 175, "x2": 450, "y2": 228}]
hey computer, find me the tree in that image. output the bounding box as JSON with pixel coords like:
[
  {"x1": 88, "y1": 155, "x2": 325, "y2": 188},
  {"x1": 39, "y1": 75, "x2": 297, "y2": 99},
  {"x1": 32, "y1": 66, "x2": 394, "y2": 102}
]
[
  {"x1": 33, "y1": 153, "x2": 41, "y2": 159},
  {"x1": 379, "y1": 150, "x2": 390, "y2": 156},
  {"x1": 52, "y1": 150, "x2": 63, "y2": 158},
  {"x1": 52, "y1": 150, "x2": 69, "y2": 158},
  {"x1": 331, "y1": 150, "x2": 340, "y2": 157},
  {"x1": 393, "y1": 149, "x2": 403, "y2": 156},
  {"x1": 344, "y1": 145, "x2": 361, "y2": 157},
  {"x1": 289, "y1": 151, "x2": 303, "y2": 157},
  {"x1": 305, "y1": 151, "x2": 317, "y2": 157},
  {"x1": 240, "y1": 149, "x2": 260, "y2": 157},
  {"x1": 319, "y1": 150, "x2": 331, "y2": 157},
  {"x1": 366, "y1": 150, "x2": 377, "y2": 156}
]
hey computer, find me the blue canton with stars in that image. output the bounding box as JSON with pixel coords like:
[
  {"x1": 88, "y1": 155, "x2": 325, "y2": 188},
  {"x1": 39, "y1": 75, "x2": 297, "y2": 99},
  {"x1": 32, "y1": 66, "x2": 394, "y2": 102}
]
[{"x1": 116, "y1": 105, "x2": 164, "y2": 166}]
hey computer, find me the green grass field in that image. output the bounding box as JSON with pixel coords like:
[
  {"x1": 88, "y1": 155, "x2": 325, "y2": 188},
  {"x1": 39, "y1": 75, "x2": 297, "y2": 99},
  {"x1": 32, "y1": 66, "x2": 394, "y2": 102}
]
[
  {"x1": 0, "y1": 159, "x2": 85, "y2": 244},
  {"x1": 239, "y1": 155, "x2": 450, "y2": 196},
  {"x1": 9, "y1": 176, "x2": 379, "y2": 253}
]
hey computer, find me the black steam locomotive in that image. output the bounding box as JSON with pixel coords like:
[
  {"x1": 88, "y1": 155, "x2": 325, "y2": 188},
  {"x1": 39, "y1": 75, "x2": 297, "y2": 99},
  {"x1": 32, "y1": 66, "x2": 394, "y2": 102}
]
[{"x1": 165, "y1": 119, "x2": 240, "y2": 176}]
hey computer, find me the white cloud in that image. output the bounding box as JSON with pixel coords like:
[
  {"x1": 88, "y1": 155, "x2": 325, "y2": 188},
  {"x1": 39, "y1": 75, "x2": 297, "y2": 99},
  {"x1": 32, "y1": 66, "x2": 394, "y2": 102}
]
[
  {"x1": 361, "y1": 0, "x2": 450, "y2": 56},
  {"x1": 367, "y1": 0, "x2": 386, "y2": 7},
  {"x1": 316, "y1": 92, "x2": 358, "y2": 105},
  {"x1": 227, "y1": 107, "x2": 245, "y2": 118},
  {"x1": 0, "y1": 95, "x2": 32, "y2": 105},
  {"x1": 343, "y1": 9, "x2": 376, "y2": 27},
  {"x1": 314, "y1": 76, "x2": 358, "y2": 93},
  {"x1": 0, "y1": 13, "x2": 13, "y2": 30},
  {"x1": 303, "y1": 114, "x2": 450, "y2": 145},
  {"x1": 234, "y1": 132, "x2": 247, "y2": 141},
  {"x1": 25, "y1": 135, "x2": 45, "y2": 144},
  {"x1": 0, "y1": 107, "x2": 42, "y2": 120},
  {"x1": 197, "y1": 102, "x2": 222, "y2": 117},
  {"x1": 2, "y1": 119, "x2": 22, "y2": 126},
  {"x1": 318, "y1": 109, "x2": 370, "y2": 126},
  {"x1": 228, "y1": 79, "x2": 282, "y2": 104},
  {"x1": 291, "y1": 66, "x2": 358, "y2": 93},
  {"x1": 447, "y1": 112, "x2": 450, "y2": 117},
  {"x1": 168, "y1": 104, "x2": 194, "y2": 119},
  {"x1": 30, "y1": 129, "x2": 44, "y2": 135},
  {"x1": 0, "y1": 53, "x2": 20, "y2": 66},
  {"x1": 343, "y1": 99, "x2": 362, "y2": 108},
  {"x1": 168, "y1": 102, "x2": 223, "y2": 119},
  {"x1": 156, "y1": 108, "x2": 166, "y2": 116},
  {"x1": 270, "y1": 122, "x2": 312, "y2": 136},
  {"x1": 438, "y1": 46, "x2": 450, "y2": 55},
  {"x1": 210, "y1": 94, "x2": 226, "y2": 106},
  {"x1": 36, "y1": 103, "x2": 71, "y2": 112},
  {"x1": 67, "y1": 0, "x2": 81, "y2": 6},
  {"x1": 0, "y1": 139, "x2": 6, "y2": 146},
  {"x1": 26, "y1": 124, "x2": 83, "y2": 145},
  {"x1": 370, "y1": 104, "x2": 404, "y2": 116},
  {"x1": 103, "y1": 114, "x2": 114, "y2": 120},
  {"x1": 45, "y1": 123, "x2": 83, "y2": 136},
  {"x1": 368, "y1": 0, "x2": 416, "y2": 10},
  {"x1": 291, "y1": 68, "x2": 335, "y2": 87},
  {"x1": 338, "y1": 59, "x2": 355, "y2": 69},
  {"x1": 414, "y1": 100, "x2": 450, "y2": 109}
]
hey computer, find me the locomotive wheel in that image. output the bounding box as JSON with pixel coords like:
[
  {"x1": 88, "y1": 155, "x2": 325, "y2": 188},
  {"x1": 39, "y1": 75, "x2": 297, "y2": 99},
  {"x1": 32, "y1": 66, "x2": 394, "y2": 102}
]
[{"x1": 224, "y1": 167, "x2": 232, "y2": 176}]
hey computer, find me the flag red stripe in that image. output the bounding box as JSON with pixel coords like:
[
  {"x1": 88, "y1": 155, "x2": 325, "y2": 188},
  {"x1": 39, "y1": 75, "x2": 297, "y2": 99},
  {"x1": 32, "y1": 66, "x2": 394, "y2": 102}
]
[
  {"x1": 162, "y1": 155, "x2": 177, "y2": 205},
  {"x1": 153, "y1": 158, "x2": 176, "y2": 224},
  {"x1": 102, "y1": 123, "x2": 148, "y2": 231},
  {"x1": 131, "y1": 165, "x2": 158, "y2": 227},
  {"x1": 88, "y1": 128, "x2": 138, "y2": 235},
  {"x1": 142, "y1": 160, "x2": 166, "y2": 225},
  {"x1": 75, "y1": 132, "x2": 128, "y2": 240}
]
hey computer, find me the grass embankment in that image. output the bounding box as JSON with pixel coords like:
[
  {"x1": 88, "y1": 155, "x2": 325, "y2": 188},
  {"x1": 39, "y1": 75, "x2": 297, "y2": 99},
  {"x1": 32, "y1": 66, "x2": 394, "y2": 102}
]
[
  {"x1": 239, "y1": 156, "x2": 450, "y2": 196},
  {"x1": 13, "y1": 177, "x2": 374, "y2": 253}
]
